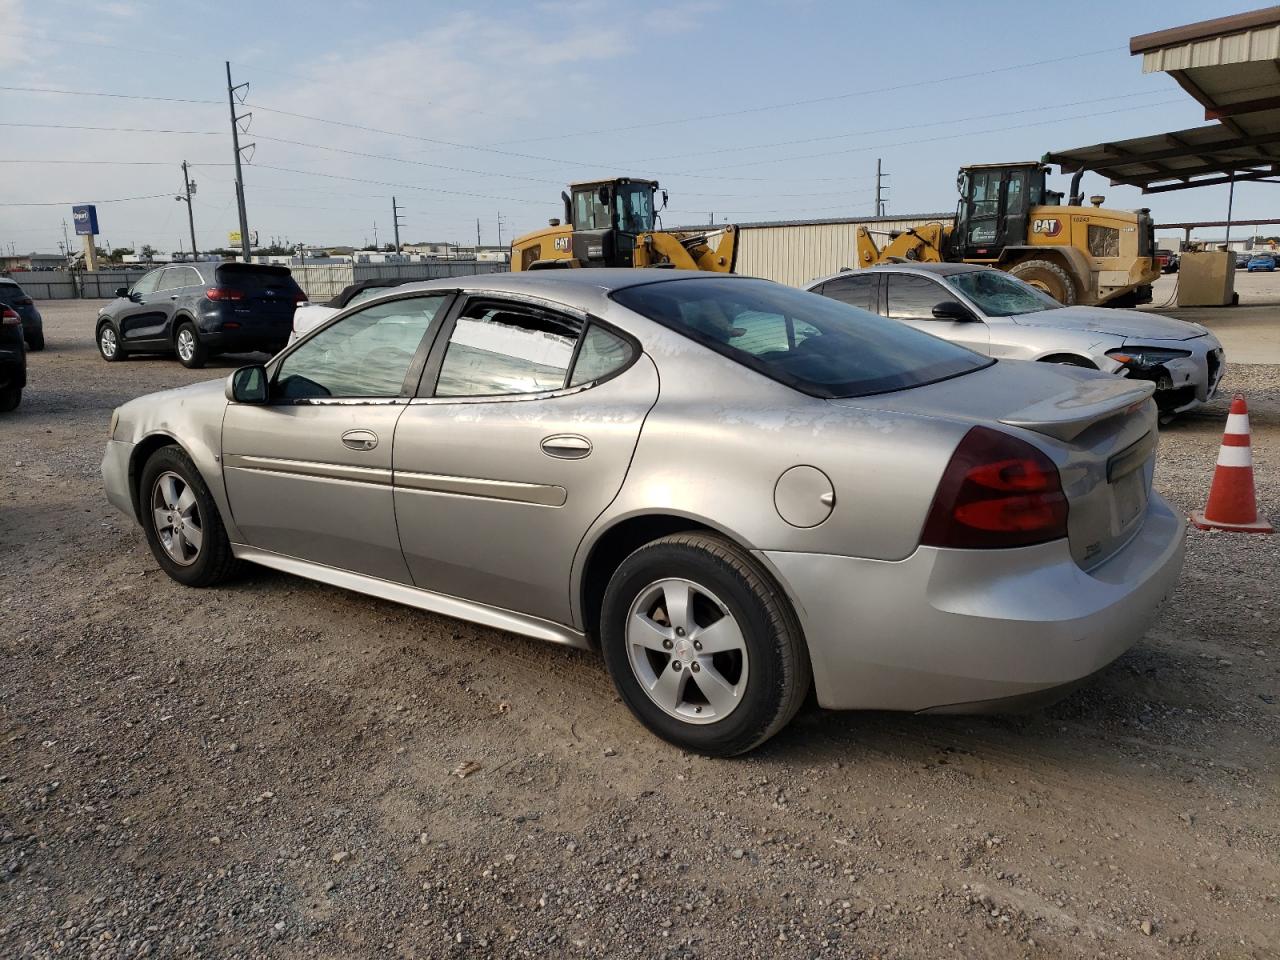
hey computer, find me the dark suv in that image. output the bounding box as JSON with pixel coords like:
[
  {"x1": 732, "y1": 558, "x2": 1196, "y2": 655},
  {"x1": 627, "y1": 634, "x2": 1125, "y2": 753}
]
[
  {"x1": 0, "y1": 277, "x2": 44, "y2": 351},
  {"x1": 1, "y1": 303, "x2": 26, "y2": 411},
  {"x1": 96, "y1": 262, "x2": 306, "y2": 368}
]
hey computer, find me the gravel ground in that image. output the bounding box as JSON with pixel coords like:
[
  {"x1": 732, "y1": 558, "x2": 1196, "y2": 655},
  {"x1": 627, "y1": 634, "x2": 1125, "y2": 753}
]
[{"x1": 2, "y1": 301, "x2": 1278, "y2": 959}]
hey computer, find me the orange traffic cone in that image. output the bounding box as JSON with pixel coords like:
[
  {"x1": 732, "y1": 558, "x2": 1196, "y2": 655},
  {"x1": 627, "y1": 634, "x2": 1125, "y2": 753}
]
[{"x1": 1191, "y1": 395, "x2": 1273, "y2": 534}]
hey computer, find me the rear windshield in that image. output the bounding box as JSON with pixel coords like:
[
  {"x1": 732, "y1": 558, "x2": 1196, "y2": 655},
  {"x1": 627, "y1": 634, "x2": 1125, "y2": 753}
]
[
  {"x1": 612, "y1": 277, "x2": 992, "y2": 399},
  {"x1": 0, "y1": 282, "x2": 27, "y2": 305},
  {"x1": 214, "y1": 266, "x2": 303, "y2": 295}
]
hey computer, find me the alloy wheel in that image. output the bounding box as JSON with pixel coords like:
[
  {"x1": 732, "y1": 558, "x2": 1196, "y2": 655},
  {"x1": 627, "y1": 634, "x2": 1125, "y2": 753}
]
[
  {"x1": 100, "y1": 327, "x2": 118, "y2": 358},
  {"x1": 150, "y1": 471, "x2": 203, "y2": 566},
  {"x1": 176, "y1": 328, "x2": 196, "y2": 363},
  {"x1": 625, "y1": 578, "x2": 749, "y2": 724}
]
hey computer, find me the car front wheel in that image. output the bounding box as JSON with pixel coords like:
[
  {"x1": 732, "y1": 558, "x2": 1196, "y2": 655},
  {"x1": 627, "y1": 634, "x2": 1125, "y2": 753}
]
[
  {"x1": 97, "y1": 323, "x2": 125, "y2": 362},
  {"x1": 139, "y1": 446, "x2": 241, "y2": 587},
  {"x1": 600, "y1": 532, "x2": 811, "y2": 756}
]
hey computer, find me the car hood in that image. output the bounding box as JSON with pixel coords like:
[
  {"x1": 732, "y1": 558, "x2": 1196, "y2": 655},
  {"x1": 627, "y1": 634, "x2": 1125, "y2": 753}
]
[{"x1": 1009, "y1": 306, "x2": 1206, "y2": 342}]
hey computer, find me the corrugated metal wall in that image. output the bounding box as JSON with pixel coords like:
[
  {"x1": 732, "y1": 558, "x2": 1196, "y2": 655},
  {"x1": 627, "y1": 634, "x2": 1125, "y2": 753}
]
[{"x1": 734, "y1": 216, "x2": 954, "y2": 287}]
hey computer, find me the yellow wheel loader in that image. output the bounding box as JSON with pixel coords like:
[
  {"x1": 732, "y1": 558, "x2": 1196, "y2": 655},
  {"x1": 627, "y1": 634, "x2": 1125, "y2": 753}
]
[
  {"x1": 855, "y1": 162, "x2": 1160, "y2": 306},
  {"x1": 511, "y1": 178, "x2": 738, "y2": 273}
]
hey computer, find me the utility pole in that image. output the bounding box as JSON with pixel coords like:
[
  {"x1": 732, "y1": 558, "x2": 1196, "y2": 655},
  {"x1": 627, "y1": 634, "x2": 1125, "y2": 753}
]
[
  {"x1": 392, "y1": 197, "x2": 405, "y2": 253},
  {"x1": 373, "y1": 221, "x2": 379, "y2": 249},
  {"x1": 496, "y1": 211, "x2": 505, "y2": 248},
  {"x1": 1224, "y1": 174, "x2": 1236, "y2": 248},
  {"x1": 875, "y1": 159, "x2": 889, "y2": 217},
  {"x1": 177, "y1": 161, "x2": 198, "y2": 260},
  {"x1": 60, "y1": 220, "x2": 72, "y2": 266},
  {"x1": 225, "y1": 62, "x2": 253, "y2": 261},
  {"x1": 476, "y1": 218, "x2": 482, "y2": 248}
]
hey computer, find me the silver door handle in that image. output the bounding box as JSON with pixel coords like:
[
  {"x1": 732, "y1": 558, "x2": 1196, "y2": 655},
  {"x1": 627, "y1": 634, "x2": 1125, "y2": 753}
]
[
  {"x1": 540, "y1": 434, "x2": 592, "y2": 459},
  {"x1": 169, "y1": 295, "x2": 180, "y2": 300},
  {"x1": 341, "y1": 429, "x2": 379, "y2": 451}
]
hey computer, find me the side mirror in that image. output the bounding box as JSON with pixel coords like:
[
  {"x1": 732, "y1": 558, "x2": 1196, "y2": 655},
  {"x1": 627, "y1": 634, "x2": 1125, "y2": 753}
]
[
  {"x1": 226, "y1": 364, "x2": 269, "y2": 403},
  {"x1": 932, "y1": 300, "x2": 978, "y2": 322},
  {"x1": 115, "y1": 286, "x2": 130, "y2": 298}
]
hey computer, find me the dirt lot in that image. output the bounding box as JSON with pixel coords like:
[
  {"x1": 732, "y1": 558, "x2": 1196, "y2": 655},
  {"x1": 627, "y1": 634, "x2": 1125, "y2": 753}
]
[{"x1": 2, "y1": 300, "x2": 1278, "y2": 959}]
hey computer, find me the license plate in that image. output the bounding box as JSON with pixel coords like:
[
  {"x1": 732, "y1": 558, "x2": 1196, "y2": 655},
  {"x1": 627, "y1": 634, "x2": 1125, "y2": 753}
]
[{"x1": 1113, "y1": 469, "x2": 1148, "y2": 528}]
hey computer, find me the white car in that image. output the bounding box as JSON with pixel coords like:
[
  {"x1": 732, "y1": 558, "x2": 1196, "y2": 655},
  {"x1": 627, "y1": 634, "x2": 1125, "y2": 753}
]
[
  {"x1": 807, "y1": 263, "x2": 1225, "y2": 416},
  {"x1": 289, "y1": 279, "x2": 409, "y2": 343}
]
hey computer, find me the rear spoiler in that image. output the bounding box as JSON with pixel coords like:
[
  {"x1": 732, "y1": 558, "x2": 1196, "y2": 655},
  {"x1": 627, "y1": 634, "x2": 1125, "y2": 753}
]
[{"x1": 1000, "y1": 379, "x2": 1155, "y2": 442}]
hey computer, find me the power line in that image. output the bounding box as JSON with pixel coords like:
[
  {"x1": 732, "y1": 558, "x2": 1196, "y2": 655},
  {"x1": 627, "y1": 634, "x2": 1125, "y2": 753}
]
[
  {"x1": 0, "y1": 121, "x2": 223, "y2": 135},
  {"x1": 0, "y1": 84, "x2": 219, "y2": 105},
  {"x1": 0, "y1": 194, "x2": 173, "y2": 207},
  {"x1": 0, "y1": 159, "x2": 235, "y2": 167},
  {"x1": 494, "y1": 46, "x2": 1128, "y2": 144}
]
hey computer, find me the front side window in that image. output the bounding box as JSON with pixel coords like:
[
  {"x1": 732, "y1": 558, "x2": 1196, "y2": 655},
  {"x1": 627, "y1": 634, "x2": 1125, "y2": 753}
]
[
  {"x1": 613, "y1": 277, "x2": 990, "y2": 399},
  {"x1": 274, "y1": 295, "x2": 447, "y2": 399},
  {"x1": 884, "y1": 274, "x2": 950, "y2": 320},
  {"x1": 947, "y1": 269, "x2": 1059, "y2": 317},
  {"x1": 156, "y1": 267, "x2": 189, "y2": 292},
  {"x1": 131, "y1": 270, "x2": 162, "y2": 297}
]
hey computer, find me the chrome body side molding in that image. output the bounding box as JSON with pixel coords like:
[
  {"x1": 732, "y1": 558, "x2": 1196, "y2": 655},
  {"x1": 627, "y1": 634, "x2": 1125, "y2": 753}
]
[{"x1": 231, "y1": 544, "x2": 590, "y2": 650}]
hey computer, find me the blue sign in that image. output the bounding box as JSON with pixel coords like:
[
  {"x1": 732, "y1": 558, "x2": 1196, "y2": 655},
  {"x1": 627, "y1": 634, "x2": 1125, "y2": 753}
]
[{"x1": 72, "y1": 204, "x2": 99, "y2": 236}]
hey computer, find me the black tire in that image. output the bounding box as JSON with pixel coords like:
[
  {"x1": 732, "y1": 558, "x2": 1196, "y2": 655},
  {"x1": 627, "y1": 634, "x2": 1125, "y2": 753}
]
[
  {"x1": 25, "y1": 330, "x2": 44, "y2": 351},
  {"x1": 599, "y1": 532, "x2": 811, "y2": 757},
  {"x1": 97, "y1": 322, "x2": 125, "y2": 362},
  {"x1": 138, "y1": 445, "x2": 242, "y2": 587},
  {"x1": 1008, "y1": 259, "x2": 1077, "y2": 305},
  {"x1": 0, "y1": 385, "x2": 20, "y2": 412},
  {"x1": 1038, "y1": 353, "x2": 1097, "y2": 369},
  {"x1": 174, "y1": 321, "x2": 207, "y2": 369}
]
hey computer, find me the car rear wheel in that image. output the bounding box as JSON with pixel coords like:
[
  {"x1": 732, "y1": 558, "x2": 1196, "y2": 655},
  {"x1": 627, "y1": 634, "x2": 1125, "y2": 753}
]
[
  {"x1": 25, "y1": 330, "x2": 44, "y2": 351},
  {"x1": 1008, "y1": 260, "x2": 1077, "y2": 305},
  {"x1": 139, "y1": 446, "x2": 241, "y2": 587},
  {"x1": 600, "y1": 532, "x2": 811, "y2": 756},
  {"x1": 175, "y1": 322, "x2": 207, "y2": 369},
  {"x1": 0, "y1": 385, "x2": 20, "y2": 412},
  {"x1": 97, "y1": 323, "x2": 125, "y2": 362}
]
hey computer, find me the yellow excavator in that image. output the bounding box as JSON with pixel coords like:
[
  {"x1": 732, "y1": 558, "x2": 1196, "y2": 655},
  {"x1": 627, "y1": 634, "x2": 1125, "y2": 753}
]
[
  {"x1": 511, "y1": 177, "x2": 738, "y2": 273},
  {"x1": 855, "y1": 162, "x2": 1160, "y2": 306}
]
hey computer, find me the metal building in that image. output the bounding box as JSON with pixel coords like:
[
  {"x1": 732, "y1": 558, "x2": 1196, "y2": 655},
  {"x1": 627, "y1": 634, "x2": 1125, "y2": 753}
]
[{"x1": 679, "y1": 213, "x2": 954, "y2": 287}]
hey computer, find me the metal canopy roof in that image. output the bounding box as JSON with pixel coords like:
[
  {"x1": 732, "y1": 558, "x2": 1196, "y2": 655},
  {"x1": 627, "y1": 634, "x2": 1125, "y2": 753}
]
[{"x1": 1045, "y1": 6, "x2": 1280, "y2": 193}]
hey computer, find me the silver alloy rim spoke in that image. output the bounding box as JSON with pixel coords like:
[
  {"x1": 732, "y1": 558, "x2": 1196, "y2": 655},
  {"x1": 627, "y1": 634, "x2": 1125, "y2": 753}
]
[
  {"x1": 101, "y1": 330, "x2": 116, "y2": 356},
  {"x1": 691, "y1": 616, "x2": 744, "y2": 655},
  {"x1": 625, "y1": 577, "x2": 749, "y2": 725},
  {"x1": 151, "y1": 471, "x2": 201, "y2": 566},
  {"x1": 178, "y1": 331, "x2": 193, "y2": 360}
]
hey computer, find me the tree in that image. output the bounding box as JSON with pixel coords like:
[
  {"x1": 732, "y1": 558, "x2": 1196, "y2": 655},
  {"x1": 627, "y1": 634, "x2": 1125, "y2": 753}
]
[
  {"x1": 140, "y1": 244, "x2": 157, "y2": 261},
  {"x1": 109, "y1": 247, "x2": 132, "y2": 262}
]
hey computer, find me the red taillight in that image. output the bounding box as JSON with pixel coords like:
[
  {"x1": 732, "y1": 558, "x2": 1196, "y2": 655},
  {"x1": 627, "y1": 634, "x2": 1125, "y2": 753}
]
[
  {"x1": 920, "y1": 426, "x2": 1068, "y2": 549},
  {"x1": 205, "y1": 287, "x2": 244, "y2": 301},
  {"x1": 1, "y1": 306, "x2": 20, "y2": 326}
]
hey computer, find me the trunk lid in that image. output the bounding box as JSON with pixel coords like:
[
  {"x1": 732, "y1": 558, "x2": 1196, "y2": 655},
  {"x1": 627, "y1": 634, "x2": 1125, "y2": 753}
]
[{"x1": 833, "y1": 359, "x2": 1159, "y2": 569}]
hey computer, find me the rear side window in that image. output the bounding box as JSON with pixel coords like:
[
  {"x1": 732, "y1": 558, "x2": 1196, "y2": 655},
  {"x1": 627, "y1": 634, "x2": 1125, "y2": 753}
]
[
  {"x1": 435, "y1": 302, "x2": 581, "y2": 397},
  {"x1": 818, "y1": 274, "x2": 877, "y2": 312},
  {"x1": 0, "y1": 282, "x2": 26, "y2": 305},
  {"x1": 569, "y1": 325, "x2": 635, "y2": 386},
  {"x1": 612, "y1": 277, "x2": 990, "y2": 399}
]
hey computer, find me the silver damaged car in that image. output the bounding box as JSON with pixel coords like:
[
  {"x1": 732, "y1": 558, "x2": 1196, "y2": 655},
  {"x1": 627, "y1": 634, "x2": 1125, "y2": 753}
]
[
  {"x1": 103, "y1": 271, "x2": 1185, "y2": 755},
  {"x1": 807, "y1": 263, "x2": 1225, "y2": 416}
]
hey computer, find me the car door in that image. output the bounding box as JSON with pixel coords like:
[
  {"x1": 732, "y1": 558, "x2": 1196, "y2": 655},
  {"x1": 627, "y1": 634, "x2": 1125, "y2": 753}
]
[
  {"x1": 392, "y1": 294, "x2": 659, "y2": 626},
  {"x1": 221, "y1": 293, "x2": 453, "y2": 583},
  {"x1": 115, "y1": 268, "x2": 169, "y2": 345},
  {"x1": 161, "y1": 266, "x2": 202, "y2": 334},
  {"x1": 883, "y1": 272, "x2": 990, "y2": 354}
]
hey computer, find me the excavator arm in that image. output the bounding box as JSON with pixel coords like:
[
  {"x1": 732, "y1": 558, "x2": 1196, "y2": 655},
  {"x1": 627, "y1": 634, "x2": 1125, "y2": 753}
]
[
  {"x1": 633, "y1": 225, "x2": 738, "y2": 272},
  {"x1": 855, "y1": 223, "x2": 950, "y2": 266}
]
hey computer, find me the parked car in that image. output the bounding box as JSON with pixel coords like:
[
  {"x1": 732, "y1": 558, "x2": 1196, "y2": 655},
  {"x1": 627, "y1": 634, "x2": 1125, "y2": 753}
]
[
  {"x1": 290, "y1": 278, "x2": 410, "y2": 343},
  {"x1": 806, "y1": 263, "x2": 1224, "y2": 416},
  {"x1": 1246, "y1": 254, "x2": 1276, "y2": 272},
  {"x1": 0, "y1": 277, "x2": 44, "y2": 350},
  {"x1": 96, "y1": 262, "x2": 306, "y2": 368},
  {"x1": 1236, "y1": 251, "x2": 1253, "y2": 269},
  {"x1": 0, "y1": 304, "x2": 27, "y2": 411},
  {"x1": 104, "y1": 271, "x2": 1185, "y2": 755},
  {"x1": 1155, "y1": 249, "x2": 1178, "y2": 274}
]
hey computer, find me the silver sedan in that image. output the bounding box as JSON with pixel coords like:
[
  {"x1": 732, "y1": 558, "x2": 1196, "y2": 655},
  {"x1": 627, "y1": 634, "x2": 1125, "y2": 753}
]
[
  {"x1": 103, "y1": 270, "x2": 1185, "y2": 755},
  {"x1": 806, "y1": 263, "x2": 1225, "y2": 416}
]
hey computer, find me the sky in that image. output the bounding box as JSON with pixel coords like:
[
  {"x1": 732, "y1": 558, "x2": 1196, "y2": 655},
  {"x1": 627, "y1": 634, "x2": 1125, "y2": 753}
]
[{"x1": 1, "y1": 0, "x2": 1274, "y2": 255}]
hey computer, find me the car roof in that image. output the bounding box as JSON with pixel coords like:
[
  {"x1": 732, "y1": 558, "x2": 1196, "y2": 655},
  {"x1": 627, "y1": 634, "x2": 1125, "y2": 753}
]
[
  {"x1": 393, "y1": 268, "x2": 759, "y2": 299},
  {"x1": 805, "y1": 262, "x2": 992, "y2": 288}
]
